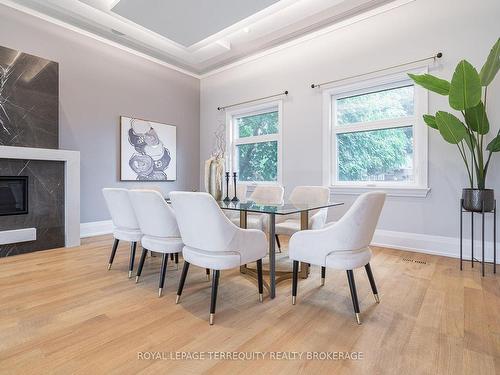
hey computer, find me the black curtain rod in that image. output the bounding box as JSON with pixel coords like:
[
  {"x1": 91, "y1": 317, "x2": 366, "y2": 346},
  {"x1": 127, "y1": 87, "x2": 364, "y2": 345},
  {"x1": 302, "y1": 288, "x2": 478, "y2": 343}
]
[
  {"x1": 310, "y1": 52, "x2": 443, "y2": 89},
  {"x1": 217, "y1": 91, "x2": 289, "y2": 111}
]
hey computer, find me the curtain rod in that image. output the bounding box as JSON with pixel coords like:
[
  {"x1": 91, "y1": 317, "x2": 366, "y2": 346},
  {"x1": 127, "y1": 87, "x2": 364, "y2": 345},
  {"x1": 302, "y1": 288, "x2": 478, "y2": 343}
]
[
  {"x1": 310, "y1": 52, "x2": 443, "y2": 89},
  {"x1": 217, "y1": 91, "x2": 288, "y2": 111}
]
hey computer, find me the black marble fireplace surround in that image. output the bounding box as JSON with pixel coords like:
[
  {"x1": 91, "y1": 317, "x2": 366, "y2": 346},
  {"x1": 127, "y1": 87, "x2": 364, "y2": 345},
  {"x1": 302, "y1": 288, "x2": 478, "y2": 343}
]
[
  {"x1": 0, "y1": 45, "x2": 64, "y2": 257},
  {"x1": 0, "y1": 159, "x2": 64, "y2": 257}
]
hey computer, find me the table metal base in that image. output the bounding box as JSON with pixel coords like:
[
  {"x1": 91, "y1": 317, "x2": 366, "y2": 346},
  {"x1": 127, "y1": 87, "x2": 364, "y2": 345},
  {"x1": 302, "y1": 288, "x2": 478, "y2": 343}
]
[{"x1": 239, "y1": 210, "x2": 310, "y2": 299}]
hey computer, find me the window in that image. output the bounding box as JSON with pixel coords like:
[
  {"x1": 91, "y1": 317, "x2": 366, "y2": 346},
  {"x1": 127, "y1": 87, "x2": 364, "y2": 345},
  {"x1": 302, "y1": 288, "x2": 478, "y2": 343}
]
[
  {"x1": 227, "y1": 101, "x2": 282, "y2": 184},
  {"x1": 323, "y1": 69, "x2": 429, "y2": 196}
]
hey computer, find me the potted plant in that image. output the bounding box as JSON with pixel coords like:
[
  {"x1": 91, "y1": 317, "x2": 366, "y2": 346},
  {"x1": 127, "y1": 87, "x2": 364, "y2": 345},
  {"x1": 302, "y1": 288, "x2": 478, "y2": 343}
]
[{"x1": 409, "y1": 38, "x2": 500, "y2": 212}]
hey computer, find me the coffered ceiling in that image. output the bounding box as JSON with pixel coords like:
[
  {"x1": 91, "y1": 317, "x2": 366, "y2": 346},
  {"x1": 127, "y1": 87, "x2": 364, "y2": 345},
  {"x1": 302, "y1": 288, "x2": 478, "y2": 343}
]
[{"x1": 2, "y1": 0, "x2": 399, "y2": 76}]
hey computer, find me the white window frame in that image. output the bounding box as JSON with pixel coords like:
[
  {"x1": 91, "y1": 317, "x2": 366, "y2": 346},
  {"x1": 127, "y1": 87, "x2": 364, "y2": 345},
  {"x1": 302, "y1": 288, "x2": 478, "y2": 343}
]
[
  {"x1": 226, "y1": 100, "x2": 283, "y2": 185},
  {"x1": 322, "y1": 67, "x2": 430, "y2": 197}
]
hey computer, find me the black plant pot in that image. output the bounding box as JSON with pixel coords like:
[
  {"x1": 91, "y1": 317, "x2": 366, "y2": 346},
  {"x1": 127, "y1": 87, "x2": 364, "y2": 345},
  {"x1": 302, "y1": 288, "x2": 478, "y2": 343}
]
[{"x1": 462, "y1": 188, "x2": 495, "y2": 212}]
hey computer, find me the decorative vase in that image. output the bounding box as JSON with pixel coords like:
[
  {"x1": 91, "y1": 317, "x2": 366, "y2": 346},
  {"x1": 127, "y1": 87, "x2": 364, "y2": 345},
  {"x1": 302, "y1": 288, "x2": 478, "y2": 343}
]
[
  {"x1": 462, "y1": 188, "x2": 495, "y2": 212},
  {"x1": 204, "y1": 158, "x2": 224, "y2": 201}
]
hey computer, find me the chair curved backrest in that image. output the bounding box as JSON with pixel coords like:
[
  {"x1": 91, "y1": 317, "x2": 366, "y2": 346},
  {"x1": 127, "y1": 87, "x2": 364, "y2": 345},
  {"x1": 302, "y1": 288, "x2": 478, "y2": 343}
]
[
  {"x1": 170, "y1": 191, "x2": 237, "y2": 252},
  {"x1": 102, "y1": 188, "x2": 139, "y2": 230},
  {"x1": 128, "y1": 190, "x2": 180, "y2": 238},
  {"x1": 289, "y1": 186, "x2": 330, "y2": 206},
  {"x1": 136, "y1": 185, "x2": 164, "y2": 197},
  {"x1": 249, "y1": 185, "x2": 284, "y2": 204},
  {"x1": 330, "y1": 192, "x2": 386, "y2": 251}
]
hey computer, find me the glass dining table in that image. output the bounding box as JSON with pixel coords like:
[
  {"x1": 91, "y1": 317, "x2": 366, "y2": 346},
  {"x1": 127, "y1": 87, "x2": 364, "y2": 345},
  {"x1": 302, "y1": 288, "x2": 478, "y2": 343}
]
[{"x1": 217, "y1": 199, "x2": 344, "y2": 299}]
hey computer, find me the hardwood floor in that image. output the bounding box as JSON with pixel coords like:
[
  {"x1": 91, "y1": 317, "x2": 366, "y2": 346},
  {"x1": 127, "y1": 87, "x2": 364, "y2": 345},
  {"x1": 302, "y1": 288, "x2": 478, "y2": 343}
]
[{"x1": 0, "y1": 235, "x2": 498, "y2": 374}]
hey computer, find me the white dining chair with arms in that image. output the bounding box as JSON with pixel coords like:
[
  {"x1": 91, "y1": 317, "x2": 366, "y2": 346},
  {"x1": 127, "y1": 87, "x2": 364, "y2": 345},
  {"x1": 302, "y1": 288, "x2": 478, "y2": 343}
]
[
  {"x1": 102, "y1": 188, "x2": 142, "y2": 278},
  {"x1": 275, "y1": 186, "x2": 330, "y2": 253},
  {"x1": 289, "y1": 192, "x2": 386, "y2": 324},
  {"x1": 240, "y1": 185, "x2": 284, "y2": 232},
  {"x1": 128, "y1": 189, "x2": 184, "y2": 297},
  {"x1": 170, "y1": 191, "x2": 267, "y2": 325}
]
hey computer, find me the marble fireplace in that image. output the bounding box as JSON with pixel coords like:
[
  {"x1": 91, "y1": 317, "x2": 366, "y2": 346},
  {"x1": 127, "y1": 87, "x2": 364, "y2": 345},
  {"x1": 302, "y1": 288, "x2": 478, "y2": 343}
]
[{"x1": 0, "y1": 45, "x2": 80, "y2": 256}]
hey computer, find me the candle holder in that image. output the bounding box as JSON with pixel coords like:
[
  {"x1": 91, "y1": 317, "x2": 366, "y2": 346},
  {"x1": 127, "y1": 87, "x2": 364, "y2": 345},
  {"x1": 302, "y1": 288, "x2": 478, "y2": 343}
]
[
  {"x1": 223, "y1": 172, "x2": 231, "y2": 202},
  {"x1": 231, "y1": 172, "x2": 239, "y2": 202}
]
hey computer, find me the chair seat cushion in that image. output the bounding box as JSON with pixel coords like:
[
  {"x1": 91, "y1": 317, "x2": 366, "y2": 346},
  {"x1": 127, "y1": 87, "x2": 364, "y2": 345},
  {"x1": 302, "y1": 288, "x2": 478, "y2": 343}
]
[
  {"x1": 275, "y1": 219, "x2": 301, "y2": 236},
  {"x1": 183, "y1": 246, "x2": 241, "y2": 270},
  {"x1": 113, "y1": 227, "x2": 142, "y2": 242},
  {"x1": 141, "y1": 235, "x2": 183, "y2": 253},
  {"x1": 325, "y1": 248, "x2": 372, "y2": 270}
]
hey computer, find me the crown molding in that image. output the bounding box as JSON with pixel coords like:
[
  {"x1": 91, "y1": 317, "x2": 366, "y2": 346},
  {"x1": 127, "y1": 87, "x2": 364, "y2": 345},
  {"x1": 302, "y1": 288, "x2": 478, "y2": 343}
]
[{"x1": 0, "y1": 0, "x2": 201, "y2": 78}]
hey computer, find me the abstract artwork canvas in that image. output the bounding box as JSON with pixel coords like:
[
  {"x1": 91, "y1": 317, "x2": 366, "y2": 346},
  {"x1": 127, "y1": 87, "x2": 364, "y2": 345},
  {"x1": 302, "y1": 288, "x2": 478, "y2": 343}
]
[
  {"x1": 0, "y1": 45, "x2": 58, "y2": 148},
  {"x1": 120, "y1": 116, "x2": 176, "y2": 181}
]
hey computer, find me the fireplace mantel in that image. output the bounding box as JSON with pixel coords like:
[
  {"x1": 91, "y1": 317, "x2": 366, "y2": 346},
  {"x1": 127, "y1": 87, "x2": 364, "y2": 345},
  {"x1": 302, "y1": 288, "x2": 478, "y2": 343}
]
[{"x1": 0, "y1": 146, "x2": 80, "y2": 247}]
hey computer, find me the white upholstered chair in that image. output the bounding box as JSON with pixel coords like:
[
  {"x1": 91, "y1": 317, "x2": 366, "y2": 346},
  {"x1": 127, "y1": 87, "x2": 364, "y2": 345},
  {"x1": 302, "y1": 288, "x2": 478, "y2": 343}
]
[
  {"x1": 240, "y1": 185, "x2": 284, "y2": 231},
  {"x1": 275, "y1": 186, "x2": 330, "y2": 251},
  {"x1": 128, "y1": 190, "x2": 184, "y2": 297},
  {"x1": 170, "y1": 191, "x2": 267, "y2": 325},
  {"x1": 225, "y1": 184, "x2": 248, "y2": 223},
  {"x1": 289, "y1": 192, "x2": 386, "y2": 324},
  {"x1": 102, "y1": 188, "x2": 142, "y2": 278}
]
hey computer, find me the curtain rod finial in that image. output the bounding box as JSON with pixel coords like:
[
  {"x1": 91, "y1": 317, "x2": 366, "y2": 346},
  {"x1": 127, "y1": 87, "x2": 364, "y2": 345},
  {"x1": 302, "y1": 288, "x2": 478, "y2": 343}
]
[
  {"x1": 311, "y1": 84, "x2": 316, "y2": 88},
  {"x1": 284, "y1": 90, "x2": 288, "y2": 95},
  {"x1": 436, "y1": 52, "x2": 443, "y2": 58}
]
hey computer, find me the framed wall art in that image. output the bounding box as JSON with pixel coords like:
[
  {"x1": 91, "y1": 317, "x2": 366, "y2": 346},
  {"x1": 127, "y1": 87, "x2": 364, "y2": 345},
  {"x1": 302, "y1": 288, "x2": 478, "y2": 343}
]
[{"x1": 120, "y1": 116, "x2": 176, "y2": 181}]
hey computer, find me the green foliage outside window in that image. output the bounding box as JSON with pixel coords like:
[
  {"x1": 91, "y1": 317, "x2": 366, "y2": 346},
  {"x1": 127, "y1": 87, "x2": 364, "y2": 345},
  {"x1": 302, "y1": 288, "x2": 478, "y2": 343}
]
[
  {"x1": 236, "y1": 111, "x2": 278, "y2": 182},
  {"x1": 336, "y1": 85, "x2": 415, "y2": 181}
]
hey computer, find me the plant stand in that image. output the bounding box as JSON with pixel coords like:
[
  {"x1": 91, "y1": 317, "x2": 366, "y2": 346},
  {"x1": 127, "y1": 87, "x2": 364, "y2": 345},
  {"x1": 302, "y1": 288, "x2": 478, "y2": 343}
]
[{"x1": 460, "y1": 199, "x2": 496, "y2": 276}]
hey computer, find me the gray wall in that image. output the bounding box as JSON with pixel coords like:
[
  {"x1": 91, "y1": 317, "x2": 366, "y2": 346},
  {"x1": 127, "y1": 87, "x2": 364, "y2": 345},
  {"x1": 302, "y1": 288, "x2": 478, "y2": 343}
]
[
  {"x1": 0, "y1": 4, "x2": 200, "y2": 223},
  {"x1": 200, "y1": 0, "x2": 500, "y2": 241}
]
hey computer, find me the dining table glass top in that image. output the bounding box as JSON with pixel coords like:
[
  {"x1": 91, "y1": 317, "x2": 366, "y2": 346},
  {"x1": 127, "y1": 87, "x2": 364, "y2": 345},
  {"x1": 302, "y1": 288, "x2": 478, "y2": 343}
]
[{"x1": 216, "y1": 199, "x2": 343, "y2": 215}]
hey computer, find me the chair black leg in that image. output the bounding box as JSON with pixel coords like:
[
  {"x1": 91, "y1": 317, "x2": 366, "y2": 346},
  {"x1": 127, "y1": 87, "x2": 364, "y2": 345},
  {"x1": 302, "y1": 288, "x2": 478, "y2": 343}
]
[
  {"x1": 135, "y1": 248, "x2": 148, "y2": 283},
  {"x1": 321, "y1": 266, "x2": 326, "y2": 286},
  {"x1": 175, "y1": 252, "x2": 179, "y2": 269},
  {"x1": 176, "y1": 261, "x2": 190, "y2": 304},
  {"x1": 292, "y1": 260, "x2": 299, "y2": 305},
  {"x1": 257, "y1": 259, "x2": 263, "y2": 302},
  {"x1": 158, "y1": 253, "x2": 168, "y2": 297},
  {"x1": 364, "y1": 263, "x2": 380, "y2": 303},
  {"x1": 346, "y1": 270, "x2": 361, "y2": 324},
  {"x1": 275, "y1": 234, "x2": 282, "y2": 253},
  {"x1": 206, "y1": 268, "x2": 210, "y2": 281},
  {"x1": 209, "y1": 270, "x2": 220, "y2": 325},
  {"x1": 128, "y1": 242, "x2": 137, "y2": 278},
  {"x1": 108, "y1": 239, "x2": 119, "y2": 270},
  {"x1": 170, "y1": 253, "x2": 174, "y2": 261}
]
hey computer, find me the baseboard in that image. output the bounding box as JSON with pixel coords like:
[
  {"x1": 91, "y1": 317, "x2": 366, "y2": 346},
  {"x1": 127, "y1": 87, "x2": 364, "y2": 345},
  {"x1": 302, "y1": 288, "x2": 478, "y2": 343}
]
[
  {"x1": 372, "y1": 229, "x2": 499, "y2": 264},
  {"x1": 80, "y1": 220, "x2": 113, "y2": 238},
  {"x1": 79, "y1": 219, "x2": 499, "y2": 264}
]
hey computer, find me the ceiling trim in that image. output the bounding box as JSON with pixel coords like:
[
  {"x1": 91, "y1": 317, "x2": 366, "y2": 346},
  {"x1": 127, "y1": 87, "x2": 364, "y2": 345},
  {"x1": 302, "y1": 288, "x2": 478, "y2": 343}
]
[
  {"x1": 0, "y1": 0, "x2": 416, "y2": 80},
  {"x1": 0, "y1": 0, "x2": 201, "y2": 78},
  {"x1": 199, "y1": 0, "x2": 415, "y2": 79}
]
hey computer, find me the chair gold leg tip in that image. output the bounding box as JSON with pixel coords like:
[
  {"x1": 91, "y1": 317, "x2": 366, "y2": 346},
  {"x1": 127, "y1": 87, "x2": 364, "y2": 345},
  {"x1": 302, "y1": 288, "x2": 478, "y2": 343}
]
[
  {"x1": 158, "y1": 288, "x2": 163, "y2": 297},
  {"x1": 355, "y1": 313, "x2": 362, "y2": 325},
  {"x1": 135, "y1": 276, "x2": 139, "y2": 283},
  {"x1": 320, "y1": 277, "x2": 325, "y2": 286},
  {"x1": 107, "y1": 264, "x2": 112, "y2": 270},
  {"x1": 259, "y1": 293, "x2": 263, "y2": 303},
  {"x1": 128, "y1": 271, "x2": 132, "y2": 278},
  {"x1": 175, "y1": 295, "x2": 180, "y2": 304},
  {"x1": 209, "y1": 313, "x2": 214, "y2": 325},
  {"x1": 374, "y1": 294, "x2": 380, "y2": 303},
  {"x1": 292, "y1": 296, "x2": 296, "y2": 305}
]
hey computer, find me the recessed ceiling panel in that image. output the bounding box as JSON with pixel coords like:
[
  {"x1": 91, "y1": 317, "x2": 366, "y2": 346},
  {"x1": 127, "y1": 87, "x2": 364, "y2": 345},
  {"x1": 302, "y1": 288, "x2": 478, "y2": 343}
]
[{"x1": 111, "y1": 0, "x2": 281, "y2": 47}]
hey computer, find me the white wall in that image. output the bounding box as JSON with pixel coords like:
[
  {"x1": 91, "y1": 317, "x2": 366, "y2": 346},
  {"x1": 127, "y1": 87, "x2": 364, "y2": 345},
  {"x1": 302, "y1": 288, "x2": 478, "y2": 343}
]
[{"x1": 200, "y1": 0, "x2": 500, "y2": 259}]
